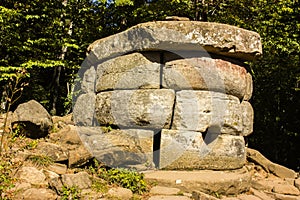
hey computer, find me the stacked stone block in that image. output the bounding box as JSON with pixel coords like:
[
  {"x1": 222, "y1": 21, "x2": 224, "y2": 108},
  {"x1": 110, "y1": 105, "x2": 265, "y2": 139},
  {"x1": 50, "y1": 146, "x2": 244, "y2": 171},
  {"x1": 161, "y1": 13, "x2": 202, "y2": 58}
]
[{"x1": 73, "y1": 21, "x2": 262, "y2": 170}]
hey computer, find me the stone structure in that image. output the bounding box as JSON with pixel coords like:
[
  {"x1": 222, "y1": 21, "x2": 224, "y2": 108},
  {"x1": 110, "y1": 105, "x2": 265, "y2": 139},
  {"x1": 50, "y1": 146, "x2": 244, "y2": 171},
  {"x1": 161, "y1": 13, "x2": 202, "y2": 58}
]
[{"x1": 73, "y1": 21, "x2": 262, "y2": 170}]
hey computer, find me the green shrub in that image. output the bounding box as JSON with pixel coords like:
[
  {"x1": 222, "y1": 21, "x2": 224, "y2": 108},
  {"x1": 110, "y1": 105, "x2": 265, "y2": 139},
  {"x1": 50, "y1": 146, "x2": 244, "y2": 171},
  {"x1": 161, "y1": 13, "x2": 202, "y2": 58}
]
[
  {"x1": 26, "y1": 154, "x2": 53, "y2": 167},
  {"x1": 61, "y1": 185, "x2": 81, "y2": 200},
  {"x1": 99, "y1": 168, "x2": 148, "y2": 194}
]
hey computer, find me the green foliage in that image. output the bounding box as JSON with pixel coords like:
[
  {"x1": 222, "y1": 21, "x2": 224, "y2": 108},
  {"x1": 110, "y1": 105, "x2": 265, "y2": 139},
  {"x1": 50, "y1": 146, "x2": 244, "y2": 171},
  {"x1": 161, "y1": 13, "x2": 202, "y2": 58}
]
[
  {"x1": 0, "y1": 160, "x2": 14, "y2": 198},
  {"x1": 91, "y1": 178, "x2": 108, "y2": 193},
  {"x1": 61, "y1": 185, "x2": 81, "y2": 200},
  {"x1": 99, "y1": 168, "x2": 148, "y2": 194},
  {"x1": 88, "y1": 159, "x2": 148, "y2": 194},
  {"x1": 0, "y1": 69, "x2": 28, "y2": 154},
  {"x1": 26, "y1": 154, "x2": 53, "y2": 167}
]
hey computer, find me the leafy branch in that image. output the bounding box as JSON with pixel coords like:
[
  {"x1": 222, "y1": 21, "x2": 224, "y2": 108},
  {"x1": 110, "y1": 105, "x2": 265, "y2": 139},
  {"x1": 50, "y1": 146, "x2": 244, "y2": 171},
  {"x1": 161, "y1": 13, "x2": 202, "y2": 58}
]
[{"x1": 0, "y1": 68, "x2": 29, "y2": 155}]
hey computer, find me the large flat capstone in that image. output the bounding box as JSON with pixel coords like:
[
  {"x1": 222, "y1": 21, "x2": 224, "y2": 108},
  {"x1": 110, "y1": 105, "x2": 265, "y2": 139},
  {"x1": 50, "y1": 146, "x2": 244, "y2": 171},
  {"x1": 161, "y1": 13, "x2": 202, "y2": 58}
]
[
  {"x1": 159, "y1": 130, "x2": 246, "y2": 170},
  {"x1": 95, "y1": 89, "x2": 175, "y2": 129},
  {"x1": 88, "y1": 21, "x2": 262, "y2": 61}
]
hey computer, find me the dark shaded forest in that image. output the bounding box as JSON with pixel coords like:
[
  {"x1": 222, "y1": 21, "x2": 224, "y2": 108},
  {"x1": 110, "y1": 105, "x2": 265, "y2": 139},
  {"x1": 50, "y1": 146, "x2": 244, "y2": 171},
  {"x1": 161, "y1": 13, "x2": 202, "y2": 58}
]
[{"x1": 1, "y1": 0, "x2": 299, "y2": 170}]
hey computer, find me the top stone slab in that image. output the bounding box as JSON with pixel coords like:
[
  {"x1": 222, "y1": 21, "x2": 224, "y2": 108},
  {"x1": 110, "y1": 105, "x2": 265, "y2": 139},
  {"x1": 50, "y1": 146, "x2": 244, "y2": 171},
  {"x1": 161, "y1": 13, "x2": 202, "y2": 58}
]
[{"x1": 88, "y1": 21, "x2": 262, "y2": 61}]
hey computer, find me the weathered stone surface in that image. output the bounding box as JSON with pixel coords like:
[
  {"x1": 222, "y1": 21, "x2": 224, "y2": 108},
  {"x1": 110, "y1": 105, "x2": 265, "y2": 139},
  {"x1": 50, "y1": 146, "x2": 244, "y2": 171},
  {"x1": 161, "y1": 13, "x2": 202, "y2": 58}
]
[
  {"x1": 73, "y1": 93, "x2": 97, "y2": 126},
  {"x1": 95, "y1": 89, "x2": 175, "y2": 129},
  {"x1": 42, "y1": 169, "x2": 59, "y2": 181},
  {"x1": 269, "y1": 193, "x2": 300, "y2": 200},
  {"x1": 244, "y1": 73, "x2": 253, "y2": 101},
  {"x1": 107, "y1": 187, "x2": 133, "y2": 200},
  {"x1": 250, "y1": 188, "x2": 275, "y2": 200},
  {"x1": 49, "y1": 125, "x2": 93, "y2": 167},
  {"x1": 48, "y1": 176, "x2": 64, "y2": 194},
  {"x1": 192, "y1": 190, "x2": 219, "y2": 200},
  {"x1": 11, "y1": 100, "x2": 52, "y2": 138},
  {"x1": 52, "y1": 114, "x2": 74, "y2": 130},
  {"x1": 160, "y1": 130, "x2": 246, "y2": 170},
  {"x1": 172, "y1": 90, "x2": 244, "y2": 134},
  {"x1": 80, "y1": 127, "x2": 154, "y2": 168},
  {"x1": 35, "y1": 142, "x2": 68, "y2": 162},
  {"x1": 149, "y1": 196, "x2": 191, "y2": 200},
  {"x1": 52, "y1": 125, "x2": 82, "y2": 146},
  {"x1": 82, "y1": 66, "x2": 96, "y2": 93},
  {"x1": 68, "y1": 146, "x2": 93, "y2": 168},
  {"x1": 272, "y1": 184, "x2": 300, "y2": 196},
  {"x1": 247, "y1": 148, "x2": 297, "y2": 179},
  {"x1": 251, "y1": 179, "x2": 283, "y2": 192},
  {"x1": 241, "y1": 101, "x2": 254, "y2": 136},
  {"x1": 144, "y1": 167, "x2": 251, "y2": 195},
  {"x1": 238, "y1": 194, "x2": 262, "y2": 200},
  {"x1": 96, "y1": 52, "x2": 160, "y2": 92},
  {"x1": 16, "y1": 166, "x2": 48, "y2": 187},
  {"x1": 19, "y1": 188, "x2": 58, "y2": 200},
  {"x1": 88, "y1": 21, "x2": 262, "y2": 61},
  {"x1": 61, "y1": 172, "x2": 92, "y2": 189},
  {"x1": 162, "y1": 58, "x2": 248, "y2": 99},
  {"x1": 295, "y1": 178, "x2": 300, "y2": 190},
  {"x1": 47, "y1": 163, "x2": 67, "y2": 175},
  {"x1": 150, "y1": 186, "x2": 181, "y2": 195}
]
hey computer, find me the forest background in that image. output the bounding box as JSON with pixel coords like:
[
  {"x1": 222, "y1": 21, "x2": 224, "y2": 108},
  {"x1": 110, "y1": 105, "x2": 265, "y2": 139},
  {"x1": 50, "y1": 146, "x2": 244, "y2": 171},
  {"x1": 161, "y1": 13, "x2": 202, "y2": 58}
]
[{"x1": 0, "y1": 0, "x2": 299, "y2": 170}]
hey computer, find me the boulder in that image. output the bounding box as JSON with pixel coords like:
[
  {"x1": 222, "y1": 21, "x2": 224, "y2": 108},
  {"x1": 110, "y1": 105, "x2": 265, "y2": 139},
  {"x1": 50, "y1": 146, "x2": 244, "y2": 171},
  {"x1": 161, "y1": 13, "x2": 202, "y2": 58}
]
[
  {"x1": 68, "y1": 146, "x2": 93, "y2": 168},
  {"x1": 52, "y1": 125, "x2": 93, "y2": 167},
  {"x1": 35, "y1": 142, "x2": 68, "y2": 162},
  {"x1": 11, "y1": 100, "x2": 52, "y2": 138},
  {"x1": 107, "y1": 187, "x2": 133, "y2": 200},
  {"x1": 18, "y1": 188, "x2": 58, "y2": 200},
  {"x1": 247, "y1": 148, "x2": 297, "y2": 179},
  {"x1": 61, "y1": 172, "x2": 92, "y2": 189},
  {"x1": 162, "y1": 58, "x2": 248, "y2": 99},
  {"x1": 16, "y1": 166, "x2": 48, "y2": 187},
  {"x1": 160, "y1": 130, "x2": 246, "y2": 170},
  {"x1": 47, "y1": 163, "x2": 67, "y2": 175},
  {"x1": 95, "y1": 89, "x2": 175, "y2": 129},
  {"x1": 79, "y1": 127, "x2": 154, "y2": 168},
  {"x1": 96, "y1": 52, "x2": 160, "y2": 92},
  {"x1": 272, "y1": 184, "x2": 300, "y2": 196},
  {"x1": 88, "y1": 21, "x2": 262, "y2": 61},
  {"x1": 172, "y1": 90, "x2": 245, "y2": 135}
]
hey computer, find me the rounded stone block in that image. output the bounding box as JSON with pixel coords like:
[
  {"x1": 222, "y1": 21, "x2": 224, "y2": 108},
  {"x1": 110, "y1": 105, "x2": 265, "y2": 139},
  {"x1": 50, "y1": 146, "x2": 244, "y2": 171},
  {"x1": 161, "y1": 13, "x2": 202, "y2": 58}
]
[
  {"x1": 159, "y1": 130, "x2": 246, "y2": 170},
  {"x1": 73, "y1": 93, "x2": 97, "y2": 126},
  {"x1": 96, "y1": 52, "x2": 161, "y2": 92},
  {"x1": 88, "y1": 21, "x2": 262, "y2": 61},
  {"x1": 244, "y1": 73, "x2": 253, "y2": 101},
  {"x1": 162, "y1": 58, "x2": 248, "y2": 99},
  {"x1": 77, "y1": 127, "x2": 154, "y2": 169},
  {"x1": 241, "y1": 101, "x2": 254, "y2": 136},
  {"x1": 95, "y1": 89, "x2": 175, "y2": 129},
  {"x1": 172, "y1": 90, "x2": 243, "y2": 135}
]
